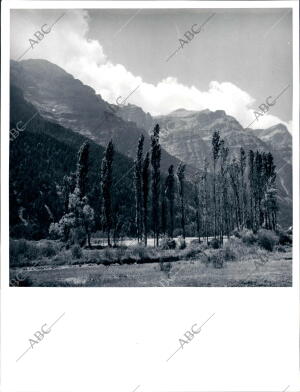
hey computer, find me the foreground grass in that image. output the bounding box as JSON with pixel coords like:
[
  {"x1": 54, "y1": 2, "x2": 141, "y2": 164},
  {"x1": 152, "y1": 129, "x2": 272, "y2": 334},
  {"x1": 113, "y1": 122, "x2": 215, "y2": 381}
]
[{"x1": 10, "y1": 236, "x2": 292, "y2": 287}]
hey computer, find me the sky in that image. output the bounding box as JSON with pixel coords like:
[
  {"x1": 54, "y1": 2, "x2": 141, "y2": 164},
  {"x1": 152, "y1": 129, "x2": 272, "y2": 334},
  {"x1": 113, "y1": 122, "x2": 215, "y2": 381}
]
[{"x1": 10, "y1": 8, "x2": 293, "y2": 132}]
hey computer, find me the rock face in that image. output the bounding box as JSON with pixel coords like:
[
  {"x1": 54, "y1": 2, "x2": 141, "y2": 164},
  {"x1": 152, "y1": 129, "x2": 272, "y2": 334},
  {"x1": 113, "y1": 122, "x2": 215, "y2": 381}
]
[
  {"x1": 116, "y1": 103, "x2": 153, "y2": 134},
  {"x1": 10, "y1": 59, "x2": 188, "y2": 173},
  {"x1": 117, "y1": 106, "x2": 293, "y2": 227}
]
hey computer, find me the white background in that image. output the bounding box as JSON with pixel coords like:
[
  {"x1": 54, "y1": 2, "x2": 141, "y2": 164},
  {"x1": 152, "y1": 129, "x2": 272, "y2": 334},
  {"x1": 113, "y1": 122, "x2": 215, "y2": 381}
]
[{"x1": 1, "y1": 2, "x2": 299, "y2": 392}]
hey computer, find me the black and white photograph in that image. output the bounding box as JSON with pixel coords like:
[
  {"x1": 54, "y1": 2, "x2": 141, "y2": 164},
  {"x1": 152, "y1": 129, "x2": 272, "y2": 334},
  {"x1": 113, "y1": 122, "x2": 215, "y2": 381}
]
[
  {"x1": 8, "y1": 5, "x2": 294, "y2": 287},
  {"x1": 2, "y1": 1, "x2": 300, "y2": 392}
]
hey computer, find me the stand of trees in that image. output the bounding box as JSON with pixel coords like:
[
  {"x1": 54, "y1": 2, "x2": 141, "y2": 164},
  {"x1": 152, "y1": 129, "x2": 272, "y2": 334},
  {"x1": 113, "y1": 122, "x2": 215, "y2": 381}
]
[{"x1": 49, "y1": 126, "x2": 278, "y2": 248}]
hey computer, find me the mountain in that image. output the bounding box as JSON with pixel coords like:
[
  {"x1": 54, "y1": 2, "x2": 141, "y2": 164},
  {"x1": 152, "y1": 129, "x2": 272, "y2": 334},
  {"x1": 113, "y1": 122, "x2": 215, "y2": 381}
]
[
  {"x1": 115, "y1": 103, "x2": 153, "y2": 133},
  {"x1": 248, "y1": 123, "x2": 292, "y2": 149},
  {"x1": 10, "y1": 59, "x2": 192, "y2": 175},
  {"x1": 117, "y1": 106, "x2": 293, "y2": 227},
  {"x1": 9, "y1": 84, "x2": 137, "y2": 239}
]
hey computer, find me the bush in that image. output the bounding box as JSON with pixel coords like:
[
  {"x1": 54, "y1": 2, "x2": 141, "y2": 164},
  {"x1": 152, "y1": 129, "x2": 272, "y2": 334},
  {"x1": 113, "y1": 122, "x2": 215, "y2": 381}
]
[
  {"x1": 210, "y1": 238, "x2": 220, "y2": 249},
  {"x1": 160, "y1": 236, "x2": 176, "y2": 250},
  {"x1": 183, "y1": 247, "x2": 200, "y2": 259},
  {"x1": 223, "y1": 245, "x2": 236, "y2": 261},
  {"x1": 178, "y1": 236, "x2": 186, "y2": 249},
  {"x1": 276, "y1": 245, "x2": 286, "y2": 253},
  {"x1": 39, "y1": 240, "x2": 59, "y2": 257},
  {"x1": 49, "y1": 223, "x2": 62, "y2": 240},
  {"x1": 278, "y1": 231, "x2": 292, "y2": 245},
  {"x1": 69, "y1": 227, "x2": 86, "y2": 247},
  {"x1": 240, "y1": 229, "x2": 257, "y2": 245},
  {"x1": 10, "y1": 239, "x2": 39, "y2": 266},
  {"x1": 71, "y1": 244, "x2": 83, "y2": 259},
  {"x1": 257, "y1": 229, "x2": 278, "y2": 251},
  {"x1": 209, "y1": 251, "x2": 224, "y2": 268},
  {"x1": 232, "y1": 230, "x2": 241, "y2": 239},
  {"x1": 131, "y1": 245, "x2": 148, "y2": 259}
]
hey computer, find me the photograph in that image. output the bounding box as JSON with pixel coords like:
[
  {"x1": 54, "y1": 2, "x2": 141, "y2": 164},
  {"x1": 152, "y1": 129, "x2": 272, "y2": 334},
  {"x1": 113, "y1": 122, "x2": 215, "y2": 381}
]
[{"x1": 9, "y1": 6, "x2": 293, "y2": 287}]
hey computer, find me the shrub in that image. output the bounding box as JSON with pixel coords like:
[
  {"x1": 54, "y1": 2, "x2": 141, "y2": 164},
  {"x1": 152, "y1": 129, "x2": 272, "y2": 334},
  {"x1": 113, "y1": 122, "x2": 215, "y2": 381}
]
[
  {"x1": 69, "y1": 227, "x2": 86, "y2": 247},
  {"x1": 223, "y1": 245, "x2": 236, "y2": 261},
  {"x1": 257, "y1": 229, "x2": 278, "y2": 251},
  {"x1": 49, "y1": 223, "x2": 62, "y2": 240},
  {"x1": 71, "y1": 244, "x2": 83, "y2": 259},
  {"x1": 276, "y1": 245, "x2": 286, "y2": 253},
  {"x1": 209, "y1": 252, "x2": 224, "y2": 268},
  {"x1": 210, "y1": 238, "x2": 220, "y2": 249},
  {"x1": 178, "y1": 236, "x2": 186, "y2": 249},
  {"x1": 232, "y1": 229, "x2": 241, "y2": 239},
  {"x1": 241, "y1": 229, "x2": 257, "y2": 245},
  {"x1": 39, "y1": 240, "x2": 59, "y2": 257},
  {"x1": 278, "y1": 231, "x2": 292, "y2": 245},
  {"x1": 182, "y1": 242, "x2": 203, "y2": 259},
  {"x1": 115, "y1": 246, "x2": 126, "y2": 263},
  {"x1": 10, "y1": 239, "x2": 39, "y2": 266},
  {"x1": 160, "y1": 236, "x2": 176, "y2": 250},
  {"x1": 131, "y1": 245, "x2": 148, "y2": 260}
]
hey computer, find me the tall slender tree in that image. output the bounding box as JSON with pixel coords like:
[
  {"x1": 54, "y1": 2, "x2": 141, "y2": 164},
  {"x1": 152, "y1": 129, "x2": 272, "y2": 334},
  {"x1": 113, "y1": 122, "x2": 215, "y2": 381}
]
[
  {"x1": 192, "y1": 171, "x2": 201, "y2": 243},
  {"x1": 201, "y1": 158, "x2": 209, "y2": 243},
  {"x1": 165, "y1": 165, "x2": 175, "y2": 238},
  {"x1": 262, "y1": 152, "x2": 277, "y2": 229},
  {"x1": 177, "y1": 163, "x2": 186, "y2": 240},
  {"x1": 239, "y1": 147, "x2": 247, "y2": 228},
  {"x1": 142, "y1": 152, "x2": 150, "y2": 246},
  {"x1": 161, "y1": 191, "x2": 167, "y2": 236},
  {"x1": 151, "y1": 124, "x2": 161, "y2": 246},
  {"x1": 229, "y1": 158, "x2": 242, "y2": 230},
  {"x1": 211, "y1": 131, "x2": 221, "y2": 238},
  {"x1": 248, "y1": 150, "x2": 255, "y2": 230},
  {"x1": 101, "y1": 140, "x2": 114, "y2": 247},
  {"x1": 254, "y1": 151, "x2": 263, "y2": 231},
  {"x1": 220, "y1": 143, "x2": 229, "y2": 242},
  {"x1": 134, "y1": 135, "x2": 144, "y2": 242},
  {"x1": 76, "y1": 141, "x2": 89, "y2": 199}
]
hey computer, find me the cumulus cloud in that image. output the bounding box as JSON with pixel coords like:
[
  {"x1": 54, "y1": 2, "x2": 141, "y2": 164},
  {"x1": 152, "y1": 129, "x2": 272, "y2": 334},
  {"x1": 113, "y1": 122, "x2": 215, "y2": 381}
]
[{"x1": 10, "y1": 9, "x2": 292, "y2": 132}]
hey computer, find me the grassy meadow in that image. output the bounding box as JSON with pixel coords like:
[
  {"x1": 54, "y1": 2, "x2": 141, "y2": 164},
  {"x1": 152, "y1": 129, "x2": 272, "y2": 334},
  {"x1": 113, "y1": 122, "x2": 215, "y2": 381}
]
[{"x1": 9, "y1": 229, "x2": 292, "y2": 287}]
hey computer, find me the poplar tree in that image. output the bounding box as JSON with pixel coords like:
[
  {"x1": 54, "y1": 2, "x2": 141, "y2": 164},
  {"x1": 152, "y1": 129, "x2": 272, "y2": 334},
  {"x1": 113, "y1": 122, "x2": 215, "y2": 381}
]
[
  {"x1": 161, "y1": 191, "x2": 167, "y2": 236},
  {"x1": 165, "y1": 165, "x2": 175, "y2": 238},
  {"x1": 211, "y1": 131, "x2": 221, "y2": 238},
  {"x1": 142, "y1": 152, "x2": 150, "y2": 246},
  {"x1": 240, "y1": 147, "x2": 247, "y2": 228},
  {"x1": 262, "y1": 152, "x2": 277, "y2": 230},
  {"x1": 254, "y1": 151, "x2": 263, "y2": 231},
  {"x1": 201, "y1": 159, "x2": 209, "y2": 243},
  {"x1": 229, "y1": 159, "x2": 242, "y2": 230},
  {"x1": 135, "y1": 135, "x2": 144, "y2": 242},
  {"x1": 192, "y1": 171, "x2": 201, "y2": 243},
  {"x1": 151, "y1": 124, "x2": 161, "y2": 247},
  {"x1": 220, "y1": 143, "x2": 229, "y2": 241},
  {"x1": 248, "y1": 150, "x2": 255, "y2": 230},
  {"x1": 177, "y1": 163, "x2": 186, "y2": 240},
  {"x1": 101, "y1": 140, "x2": 114, "y2": 247}
]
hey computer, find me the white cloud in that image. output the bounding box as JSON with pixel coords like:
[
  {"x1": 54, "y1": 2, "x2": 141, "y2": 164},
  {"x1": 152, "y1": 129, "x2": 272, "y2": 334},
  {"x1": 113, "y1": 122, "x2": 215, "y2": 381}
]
[{"x1": 10, "y1": 9, "x2": 292, "y2": 133}]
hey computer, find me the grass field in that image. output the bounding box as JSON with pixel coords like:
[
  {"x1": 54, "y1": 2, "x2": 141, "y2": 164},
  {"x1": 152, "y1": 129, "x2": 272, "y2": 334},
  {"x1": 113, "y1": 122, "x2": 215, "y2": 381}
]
[{"x1": 10, "y1": 235, "x2": 292, "y2": 287}]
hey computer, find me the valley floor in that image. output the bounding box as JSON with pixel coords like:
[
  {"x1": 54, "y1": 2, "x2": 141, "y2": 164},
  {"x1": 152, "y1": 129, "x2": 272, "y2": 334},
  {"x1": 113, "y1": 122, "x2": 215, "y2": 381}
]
[{"x1": 10, "y1": 238, "x2": 292, "y2": 287}]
